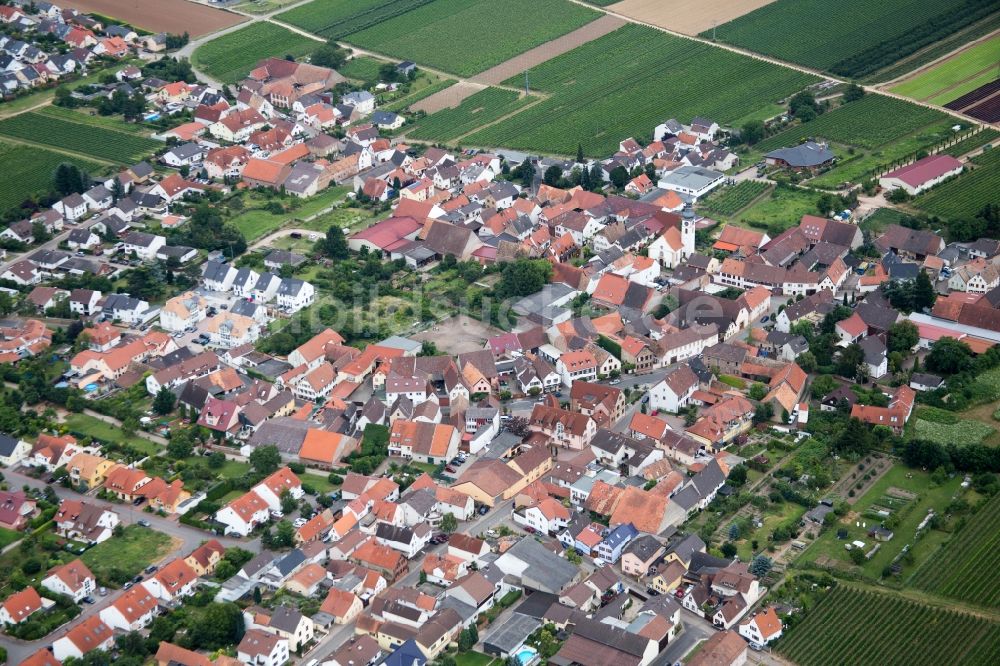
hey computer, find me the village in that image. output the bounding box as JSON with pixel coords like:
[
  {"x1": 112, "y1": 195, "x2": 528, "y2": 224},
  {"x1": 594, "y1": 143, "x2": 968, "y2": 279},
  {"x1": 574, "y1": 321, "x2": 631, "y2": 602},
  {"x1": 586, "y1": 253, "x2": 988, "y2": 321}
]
[{"x1": 0, "y1": 2, "x2": 998, "y2": 666}]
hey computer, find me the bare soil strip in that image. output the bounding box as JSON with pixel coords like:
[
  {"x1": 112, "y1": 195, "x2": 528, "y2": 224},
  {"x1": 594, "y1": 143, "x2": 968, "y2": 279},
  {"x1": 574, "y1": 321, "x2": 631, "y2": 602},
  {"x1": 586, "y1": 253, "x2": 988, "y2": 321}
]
[
  {"x1": 68, "y1": 0, "x2": 245, "y2": 37},
  {"x1": 608, "y1": 0, "x2": 776, "y2": 37},
  {"x1": 411, "y1": 81, "x2": 487, "y2": 113},
  {"x1": 470, "y1": 14, "x2": 626, "y2": 86}
]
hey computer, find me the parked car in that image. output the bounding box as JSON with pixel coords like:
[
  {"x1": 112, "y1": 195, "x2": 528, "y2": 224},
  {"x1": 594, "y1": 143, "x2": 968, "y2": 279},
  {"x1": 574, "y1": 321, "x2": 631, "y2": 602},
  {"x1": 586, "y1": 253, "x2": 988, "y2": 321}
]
[
  {"x1": 82, "y1": 596, "x2": 95, "y2": 604},
  {"x1": 478, "y1": 506, "x2": 489, "y2": 516},
  {"x1": 132, "y1": 574, "x2": 143, "y2": 584},
  {"x1": 445, "y1": 465, "x2": 456, "y2": 473},
  {"x1": 145, "y1": 565, "x2": 157, "y2": 574},
  {"x1": 524, "y1": 526, "x2": 536, "y2": 534},
  {"x1": 271, "y1": 510, "x2": 284, "y2": 519},
  {"x1": 123, "y1": 582, "x2": 133, "y2": 590},
  {"x1": 99, "y1": 587, "x2": 107, "y2": 597},
  {"x1": 137, "y1": 519, "x2": 151, "y2": 527}
]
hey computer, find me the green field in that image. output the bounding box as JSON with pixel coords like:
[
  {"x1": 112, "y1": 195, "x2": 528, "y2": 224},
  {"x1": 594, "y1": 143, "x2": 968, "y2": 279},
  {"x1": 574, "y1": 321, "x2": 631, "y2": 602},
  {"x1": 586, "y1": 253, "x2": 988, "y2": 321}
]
[
  {"x1": 911, "y1": 492, "x2": 1000, "y2": 607},
  {"x1": 82, "y1": 525, "x2": 174, "y2": 586},
  {"x1": 915, "y1": 149, "x2": 1000, "y2": 219},
  {"x1": 860, "y1": 207, "x2": 913, "y2": 234},
  {"x1": 778, "y1": 586, "x2": 1000, "y2": 666},
  {"x1": 754, "y1": 96, "x2": 948, "y2": 153},
  {"x1": 0, "y1": 109, "x2": 159, "y2": 163},
  {"x1": 798, "y1": 464, "x2": 963, "y2": 581},
  {"x1": 192, "y1": 22, "x2": 320, "y2": 84},
  {"x1": 339, "y1": 55, "x2": 384, "y2": 82},
  {"x1": 0, "y1": 527, "x2": 21, "y2": 549},
  {"x1": 0, "y1": 140, "x2": 102, "y2": 216},
  {"x1": 382, "y1": 77, "x2": 456, "y2": 112},
  {"x1": 229, "y1": 186, "x2": 351, "y2": 240},
  {"x1": 891, "y1": 35, "x2": 1000, "y2": 103},
  {"x1": 462, "y1": 24, "x2": 816, "y2": 156},
  {"x1": 408, "y1": 88, "x2": 535, "y2": 142},
  {"x1": 342, "y1": 0, "x2": 599, "y2": 77},
  {"x1": 733, "y1": 184, "x2": 823, "y2": 234},
  {"x1": 706, "y1": 0, "x2": 999, "y2": 78},
  {"x1": 940, "y1": 128, "x2": 1000, "y2": 157},
  {"x1": 699, "y1": 181, "x2": 770, "y2": 217},
  {"x1": 913, "y1": 418, "x2": 995, "y2": 446},
  {"x1": 279, "y1": 0, "x2": 432, "y2": 41}
]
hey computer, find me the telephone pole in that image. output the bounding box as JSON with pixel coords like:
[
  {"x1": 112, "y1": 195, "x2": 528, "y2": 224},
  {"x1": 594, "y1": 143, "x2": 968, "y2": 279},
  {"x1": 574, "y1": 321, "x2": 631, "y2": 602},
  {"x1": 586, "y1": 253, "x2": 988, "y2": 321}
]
[{"x1": 524, "y1": 70, "x2": 530, "y2": 96}]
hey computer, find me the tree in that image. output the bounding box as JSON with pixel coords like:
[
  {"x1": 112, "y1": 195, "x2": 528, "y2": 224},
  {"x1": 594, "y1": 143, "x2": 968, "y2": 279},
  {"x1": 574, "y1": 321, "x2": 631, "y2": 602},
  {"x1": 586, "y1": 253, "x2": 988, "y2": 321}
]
[
  {"x1": 721, "y1": 542, "x2": 738, "y2": 558},
  {"x1": 312, "y1": 44, "x2": 347, "y2": 69},
  {"x1": 153, "y1": 386, "x2": 176, "y2": 415},
  {"x1": 835, "y1": 418, "x2": 874, "y2": 456},
  {"x1": 588, "y1": 163, "x2": 603, "y2": 191},
  {"x1": 749, "y1": 554, "x2": 773, "y2": 577},
  {"x1": 913, "y1": 269, "x2": 936, "y2": 311},
  {"x1": 208, "y1": 451, "x2": 225, "y2": 468},
  {"x1": 753, "y1": 403, "x2": 774, "y2": 424},
  {"x1": 249, "y1": 445, "x2": 281, "y2": 475},
  {"x1": 887, "y1": 320, "x2": 918, "y2": 354},
  {"x1": 517, "y1": 160, "x2": 535, "y2": 188},
  {"x1": 740, "y1": 119, "x2": 765, "y2": 145},
  {"x1": 495, "y1": 259, "x2": 552, "y2": 298},
  {"x1": 837, "y1": 343, "x2": 865, "y2": 380},
  {"x1": 789, "y1": 91, "x2": 818, "y2": 118},
  {"x1": 321, "y1": 225, "x2": 349, "y2": 259},
  {"x1": 458, "y1": 626, "x2": 476, "y2": 651},
  {"x1": 418, "y1": 340, "x2": 439, "y2": 357},
  {"x1": 439, "y1": 512, "x2": 457, "y2": 533},
  {"x1": 186, "y1": 602, "x2": 245, "y2": 650},
  {"x1": 797, "y1": 350, "x2": 817, "y2": 373},
  {"x1": 54, "y1": 163, "x2": 86, "y2": 195},
  {"x1": 115, "y1": 631, "x2": 148, "y2": 658},
  {"x1": 166, "y1": 431, "x2": 194, "y2": 460},
  {"x1": 728, "y1": 464, "x2": 748, "y2": 487},
  {"x1": 843, "y1": 83, "x2": 866, "y2": 102},
  {"x1": 505, "y1": 416, "x2": 530, "y2": 437},
  {"x1": 748, "y1": 382, "x2": 767, "y2": 401},
  {"x1": 543, "y1": 165, "x2": 563, "y2": 187},
  {"x1": 609, "y1": 165, "x2": 629, "y2": 189},
  {"x1": 274, "y1": 520, "x2": 295, "y2": 548},
  {"x1": 576, "y1": 143, "x2": 585, "y2": 163},
  {"x1": 728, "y1": 523, "x2": 741, "y2": 540},
  {"x1": 926, "y1": 337, "x2": 973, "y2": 374},
  {"x1": 252, "y1": 586, "x2": 262, "y2": 604}
]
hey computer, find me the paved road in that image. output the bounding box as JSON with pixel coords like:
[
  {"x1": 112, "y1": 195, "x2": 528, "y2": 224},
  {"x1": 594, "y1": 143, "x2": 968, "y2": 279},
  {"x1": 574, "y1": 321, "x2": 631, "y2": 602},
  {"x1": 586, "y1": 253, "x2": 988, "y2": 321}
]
[{"x1": 650, "y1": 609, "x2": 718, "y2": 666}]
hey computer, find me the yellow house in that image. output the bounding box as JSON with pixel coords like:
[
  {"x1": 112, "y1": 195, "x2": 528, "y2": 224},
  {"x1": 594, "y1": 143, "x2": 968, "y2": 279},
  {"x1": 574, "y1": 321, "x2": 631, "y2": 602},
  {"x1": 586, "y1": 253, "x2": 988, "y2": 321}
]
[
  {"x1": 648, "y1": 560, "x2": 686, "y2": 595},
  {"x1": 184, "y1": 540, "x2": 225, "y2": 576},
  {"x1": 67, "y1": 452, "x2": 115, "y2": 489}
]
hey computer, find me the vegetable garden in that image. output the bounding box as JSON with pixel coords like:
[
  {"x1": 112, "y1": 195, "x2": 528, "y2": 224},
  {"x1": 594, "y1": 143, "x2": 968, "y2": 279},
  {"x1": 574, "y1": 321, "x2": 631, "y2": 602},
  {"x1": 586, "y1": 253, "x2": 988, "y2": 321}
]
[
  {"x1": 911, "y1": 492, "x2": 1000, "y2": 608},
  {"x1": 705, "y1": 0, "x2": 998, "y2": 78},
  {"x1": 915, "y1": 149, "x2": 1000, "y2": 219},
  {"x1": 461, "y1": 24, "x2": 816, "y2": 156},
  {"x1": 0, "y1": 140, "x2": 102, "y2": 216},
  {"x1": 699, "y1": 181, "x2": 769, "y2": 217},
  {"x1": 407, "y1": 88, "x2": 535, "y2": 142},
  {"x1": 778, "y1": 586, "x2": 1000, "y2": 666},
  {"x1": 341, "y1": 0, "x2": 600, "y2": 77},
  {"x1": 0, "y1": 111, "x2": 159, "y2": 163},
  {"x1": 913, "y1": 418, "x2": 995, "y2": 446},
  {"x1": 191, "y1": 22, "x2": 320, "y2": 84}
]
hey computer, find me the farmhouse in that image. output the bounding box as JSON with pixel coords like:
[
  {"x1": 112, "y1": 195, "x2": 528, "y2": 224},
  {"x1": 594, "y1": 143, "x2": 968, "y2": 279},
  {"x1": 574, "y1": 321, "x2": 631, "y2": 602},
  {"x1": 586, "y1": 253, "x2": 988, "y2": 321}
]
[{"x1": 765, "y1": 141, "x2": 834, "y2": 171}]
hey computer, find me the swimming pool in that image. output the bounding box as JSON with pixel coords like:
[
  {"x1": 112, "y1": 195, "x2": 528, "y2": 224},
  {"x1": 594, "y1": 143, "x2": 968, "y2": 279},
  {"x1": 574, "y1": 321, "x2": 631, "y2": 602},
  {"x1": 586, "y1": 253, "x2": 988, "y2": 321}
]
[{"x1": 515, "y1": 646, "x2": 538, "y2": 665}]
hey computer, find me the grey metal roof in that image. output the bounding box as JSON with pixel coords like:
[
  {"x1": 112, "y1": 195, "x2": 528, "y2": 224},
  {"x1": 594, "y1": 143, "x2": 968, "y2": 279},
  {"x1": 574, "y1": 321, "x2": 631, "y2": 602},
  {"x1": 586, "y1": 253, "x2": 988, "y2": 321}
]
[{"x1": 765, "y1": 141, "x2": 834, "y2": 168}]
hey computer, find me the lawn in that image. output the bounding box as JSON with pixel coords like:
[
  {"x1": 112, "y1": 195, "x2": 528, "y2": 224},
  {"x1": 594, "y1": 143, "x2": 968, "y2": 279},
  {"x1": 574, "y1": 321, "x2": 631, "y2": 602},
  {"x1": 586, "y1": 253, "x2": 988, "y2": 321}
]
[
  {"x1": 734, "y1": 501, "x2": 806, "y2": 561},
  {"x1": 453, "y1": 652, "x2": 495, "y2": 666},
  {"x1": 464, "y1": 23, "x2": 817, "y2": 156},
  {"x1": 0, "y1": 140, "x2": 103, "y2": 218},
  {"x1": 324, "y1": 0, "x2": 600, "y2": 77},
  {"x1": 732, "y1": 184, "x2": 823, "y2": 235},
  {"x1": 182, "y1": 455, "x2": 250, "y2": 479},
  {"x1": 297, "y1": 204, "x2": 386, "y2": 234},
  {"x1": 915, "y1": 149, "x2": 1000, "y2": 220},
  {"x1": 778, "y1": 585, "x2": 1000, "y2": 666},
  {"x1": 706, "y1": 0, "x2": 996, "y2": 78},
  {"x1": 191, "y1": 22, "x2": 320, "y2": 84},
  {"x1": 798, "y1": 464, "x2": 964, "y2": 582},
  {"x1": 64, "y1": 413, "x2": 160, "y2": 456},
  {"x1": 891, "y1": 35, "x2": 1000, "y2": 103},
  {"x1": 0, "y1": 527, "x2": 21, "y2": 549},
  {"x1": 228, "y1": 186, "x2": 351, "y2": 240},
  {"x1": 298, "y1": 471, "x2": 340, "y2": 494},
  {"x1": 339, "y1": 55, "x2": 385, "y2": 82},
  {"x1": 860, "y1": 208, "x2": 913, "y2": 235},
  {"x1": 82, "y1": 525, "x2": 174, "y2": 586},
  {"x1": 0, "y1": 108, "x2": 160, "y2": 163}
]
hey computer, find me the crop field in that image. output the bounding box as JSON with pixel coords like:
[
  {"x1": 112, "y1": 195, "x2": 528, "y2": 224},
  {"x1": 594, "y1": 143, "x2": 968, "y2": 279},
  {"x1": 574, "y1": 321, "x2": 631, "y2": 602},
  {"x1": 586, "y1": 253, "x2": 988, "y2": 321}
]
[
  {"x1": 407, "y1": 88, "x2": 534, "y2": 142},
  {"x1": 192, "y1": 23, "x2": 319, "y2": 85},
  {"x1": 940, "y1": 128, "x2": 1000, "y2": 157},
  {"x1": 915, "y1": 149, "x2": 1000, "y2": 219},
  {"x1": 911, "y1": 493, "x2": 1000, "y2": 607},
  {"x1": 64, "y1": 0, "x2": 244, "y2": 37},
  {"x1": 279, "y1": 0, "x2": 432, "y2": 41},
  {"x1": 705, "y1": 0, "x2": 998, "y2": 78},
  {"x1": 0, "y1": 141, "x2": 102, "y2": 216},
  {"x1": 753, "y1": 96, "x2": 948, "y2": 153},
  {"x1": 778, "y1": 586, "x2": 1000, "y2": 666},
  {"x1": 913, "y1": 418, "x2": 995, "y2": 445},
  {"x1": 0, "y1": 110, "x2": 158, "y2": 163},
  {"x1": 342, "y1": 0, "x2": 599, "y2": 77},
  {"x1": 382, "y1": 78, "x2": 457, "y2": 113},
  {"x1": 699, "y1": 181, "x2": 769, "y2": 217},
  {"x1": 890, "y1": 35, "x2": 1000, "y2": 104},
  {"x1": 461, "y1": 24, "x2": 816, "y2": 156}
]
